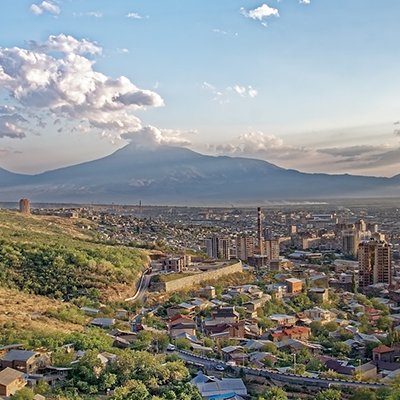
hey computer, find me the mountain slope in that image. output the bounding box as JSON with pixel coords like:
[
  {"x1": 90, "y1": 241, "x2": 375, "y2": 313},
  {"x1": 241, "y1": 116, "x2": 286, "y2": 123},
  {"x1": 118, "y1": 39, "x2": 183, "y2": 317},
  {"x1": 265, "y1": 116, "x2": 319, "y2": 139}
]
[{"x1": 0, "y1": 144, "x2": 399, "y2": 204}]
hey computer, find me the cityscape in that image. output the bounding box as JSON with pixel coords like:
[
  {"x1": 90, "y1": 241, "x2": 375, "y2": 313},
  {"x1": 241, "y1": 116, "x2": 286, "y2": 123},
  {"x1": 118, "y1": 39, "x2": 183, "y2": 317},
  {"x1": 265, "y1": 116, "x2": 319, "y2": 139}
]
[{"x1": 0, "y1": 198, "x2": 399, "y2": 399}]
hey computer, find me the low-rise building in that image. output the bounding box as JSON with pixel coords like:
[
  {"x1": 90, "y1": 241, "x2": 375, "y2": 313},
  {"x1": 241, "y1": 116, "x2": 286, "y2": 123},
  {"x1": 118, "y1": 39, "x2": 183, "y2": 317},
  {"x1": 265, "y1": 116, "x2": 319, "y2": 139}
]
[
  {"x1": 271, "y1": 326, "x2": 311, "y2": 342},
  {"x1": 0, "y1": 367, "x2": 27, "y2": 397},
  {"x1": 191, "y1": 372, "x2": 248, "y2": 399},
  {"x1": 308, "y1": 288, "x2": 329, "y2": 303},
  {"x1": 168, "y1": 315, "x2": 197, "y2": 339},
  {"x1": 285, "y1": 278, "x2": 303, "y2": 294},
  {"x1": 0, "y1": 350, "x2": 49, "y2": 374}
]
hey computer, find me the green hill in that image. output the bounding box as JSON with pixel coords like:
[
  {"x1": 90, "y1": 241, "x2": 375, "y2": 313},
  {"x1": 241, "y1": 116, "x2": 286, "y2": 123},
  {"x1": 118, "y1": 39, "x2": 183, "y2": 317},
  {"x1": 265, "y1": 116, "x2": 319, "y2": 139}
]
[{"x1": 0, "y1": 210, "x2": 148, "y2": 302}]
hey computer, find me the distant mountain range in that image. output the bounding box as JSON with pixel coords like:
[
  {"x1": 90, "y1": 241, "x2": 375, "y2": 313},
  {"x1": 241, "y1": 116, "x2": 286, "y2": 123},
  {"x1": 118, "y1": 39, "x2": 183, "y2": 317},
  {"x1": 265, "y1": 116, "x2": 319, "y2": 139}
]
[{"x1": 0, "y1": 144, "x2": 399, "y2": 205}]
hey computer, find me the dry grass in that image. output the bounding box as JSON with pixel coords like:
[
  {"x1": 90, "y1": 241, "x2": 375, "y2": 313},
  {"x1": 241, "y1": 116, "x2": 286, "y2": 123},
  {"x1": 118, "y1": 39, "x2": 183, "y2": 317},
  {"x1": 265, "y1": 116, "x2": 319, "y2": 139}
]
[
  {"x1": 0, "y1": 287, "x2": 86, "y2": 333},
  {"x1": 0, "y1": 210, "x2": 96, "y2": 242}
]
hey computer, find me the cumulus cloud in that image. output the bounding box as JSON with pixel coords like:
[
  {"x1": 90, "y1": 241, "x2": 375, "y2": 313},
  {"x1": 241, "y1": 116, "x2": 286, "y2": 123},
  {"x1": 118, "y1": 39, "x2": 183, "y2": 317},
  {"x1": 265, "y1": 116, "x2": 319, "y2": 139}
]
[
  {"x1": 240, "y1": 4, "x2": 279, "y2": 21},
  {"x1": 0, "y1": 34, "x2": 164, "y2": 140},
  {"x1": 29, "y1": 34, "x2": 102, "y2": 55},
  {"x1": 30, "y1": 1, "x2": 60, "y2": 15},
  {"x1": 121, "y1": 125, "x2": 193, "y2": 148},
  {"x1": 203, "y1": 81, "x2": 258, "y2": 103},
  {"x1": 299, "y1": 0, "x2": 311, "y2": 4},
  {"x1": 212, "y1": 131, "x2": 306, "y2": 161}
]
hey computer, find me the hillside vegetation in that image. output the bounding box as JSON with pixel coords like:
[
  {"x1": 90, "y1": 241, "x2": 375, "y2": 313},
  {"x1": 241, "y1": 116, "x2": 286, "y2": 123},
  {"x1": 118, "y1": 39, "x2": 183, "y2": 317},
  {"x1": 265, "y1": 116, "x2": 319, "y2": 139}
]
[
  {"x1": 0, "y1": 287, "x2": 87, "y2": 333},
  {"x1": 0, "y1": 210, "x2": 148, "y2": 302}
]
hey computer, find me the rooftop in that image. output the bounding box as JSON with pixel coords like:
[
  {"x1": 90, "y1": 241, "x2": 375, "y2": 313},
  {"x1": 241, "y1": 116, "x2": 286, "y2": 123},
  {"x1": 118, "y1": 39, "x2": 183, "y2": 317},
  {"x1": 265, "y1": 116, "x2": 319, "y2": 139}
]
[{"x1": 0, "y1": 367, "x2": 25, "y2": 386}]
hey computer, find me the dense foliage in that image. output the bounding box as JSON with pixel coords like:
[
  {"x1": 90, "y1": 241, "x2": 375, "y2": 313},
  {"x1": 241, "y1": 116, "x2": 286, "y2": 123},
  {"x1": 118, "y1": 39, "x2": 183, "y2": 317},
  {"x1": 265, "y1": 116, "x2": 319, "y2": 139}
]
[{"x1": 0, "y1": 211, "x2": 147, "y2": 301}]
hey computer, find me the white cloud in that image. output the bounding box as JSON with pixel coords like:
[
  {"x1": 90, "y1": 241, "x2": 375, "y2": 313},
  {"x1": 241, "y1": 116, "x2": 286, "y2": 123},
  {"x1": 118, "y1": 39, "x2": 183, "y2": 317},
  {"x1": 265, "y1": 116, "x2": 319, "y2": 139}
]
[
  {"x1": 209, "y1": 131, "x2": 400, "y2": 175},
  {"x1": 212, "y1": 29, "x2": 239, "y2": 37},
  {"x1": 73, "y1": 11, "x2": 103, "y2": 18},
  {"x1": 0, "y1": 115, "x2": 28, "y2": 139},
  {"x1": 203, "y1": 81, "x2": 258, "y2": 102},
  {"x1": 229, "y1": 85, "x2": 258, "y2": 98},
  {"x1": 240, "y1": 4, "x2": 279, "y2": 21},
  {"x1": 0, "y1": 105, "x2": 16, "y2": 114},
  {"x1": 0, "y1": 34, "x2": 164, "y2": 140},
  {"x1": 117, "y1": 48, "x2": 130, "y2": 54},
  {"x1": 30, "y1": 1, "x2": 60, "y2": 15},
  {"x1": 30, "y1": 34, "x2": 102, "y2": 55},
  {"x1": 126, "y1": 12, "x2": 143, "y2": 19},
  {"x1": 299, "y1": 0, "x2": 311, "y2": 4},
  {"x1": 121, "y1": 126, "x2": 193, "y2": 148}
]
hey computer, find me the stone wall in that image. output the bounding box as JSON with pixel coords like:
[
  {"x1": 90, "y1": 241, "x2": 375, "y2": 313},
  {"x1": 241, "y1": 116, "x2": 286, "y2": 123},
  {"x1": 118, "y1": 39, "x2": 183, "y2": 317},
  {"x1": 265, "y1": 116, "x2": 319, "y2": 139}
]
[{"x1": 157, "y1": 261, "x2": 243, "y2": 292}]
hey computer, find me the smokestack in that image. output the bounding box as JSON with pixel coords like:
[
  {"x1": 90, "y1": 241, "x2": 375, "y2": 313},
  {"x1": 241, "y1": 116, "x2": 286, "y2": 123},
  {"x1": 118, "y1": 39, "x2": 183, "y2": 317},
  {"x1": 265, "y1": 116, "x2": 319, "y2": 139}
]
[{"x1": 257, "y1": 207, "x2": 264, "y2": 255}]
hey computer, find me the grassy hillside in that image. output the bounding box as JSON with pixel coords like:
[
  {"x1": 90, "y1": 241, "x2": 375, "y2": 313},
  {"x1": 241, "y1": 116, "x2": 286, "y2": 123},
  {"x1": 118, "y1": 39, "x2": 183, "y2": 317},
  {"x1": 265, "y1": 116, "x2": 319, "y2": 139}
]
[
  {"x1": 0, "y1": 287, "x2": 87, "y2": 333},
  {"x1": 0, "y1": 210, "x2": 148, "y2": 302}
]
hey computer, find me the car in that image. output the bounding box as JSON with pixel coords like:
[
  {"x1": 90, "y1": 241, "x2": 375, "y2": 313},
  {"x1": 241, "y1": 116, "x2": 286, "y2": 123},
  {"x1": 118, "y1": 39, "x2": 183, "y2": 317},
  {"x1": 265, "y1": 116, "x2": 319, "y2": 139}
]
[
  {"x1": 167, "y1": 344, "x2": 176, "y2": 352},
  {"x1": 215, "y1": 364, "x2": 225, "y2": 371}
]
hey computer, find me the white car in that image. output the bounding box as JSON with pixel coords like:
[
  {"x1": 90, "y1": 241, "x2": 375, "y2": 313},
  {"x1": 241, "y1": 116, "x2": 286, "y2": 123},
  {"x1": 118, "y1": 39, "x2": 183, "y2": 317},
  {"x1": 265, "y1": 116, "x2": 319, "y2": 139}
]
[
  {"x1": 167, "y1": 344, "x2": 176, "y2": 352},
  {"x1": 215, "y1": 364, "x2": 225, "y2": 371}
]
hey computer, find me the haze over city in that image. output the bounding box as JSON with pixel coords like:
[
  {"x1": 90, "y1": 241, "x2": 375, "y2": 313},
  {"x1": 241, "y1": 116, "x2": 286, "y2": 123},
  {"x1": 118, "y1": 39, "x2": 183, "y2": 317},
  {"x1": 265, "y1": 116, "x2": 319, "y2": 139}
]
[{"x1": 1, "y1": 0, "x2": 400, "y2": 177}]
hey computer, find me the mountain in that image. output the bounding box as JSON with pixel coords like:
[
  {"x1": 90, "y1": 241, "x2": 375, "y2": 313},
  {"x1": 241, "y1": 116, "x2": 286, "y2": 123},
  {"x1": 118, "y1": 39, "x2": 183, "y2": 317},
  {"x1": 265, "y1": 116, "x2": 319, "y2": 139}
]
[{"x1": 0, "y1": 143, "x2": 399, "y2": 205}]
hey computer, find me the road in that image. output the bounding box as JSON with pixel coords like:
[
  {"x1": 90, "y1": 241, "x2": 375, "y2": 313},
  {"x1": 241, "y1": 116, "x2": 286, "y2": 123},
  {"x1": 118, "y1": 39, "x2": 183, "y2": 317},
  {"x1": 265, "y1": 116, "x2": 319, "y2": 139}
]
[
  {"x1": 177, "y1": 350, "x2": 388, "y2": 390},
  {"x1": 124, "y1": 269, "x2": 152, "y2": 302}
]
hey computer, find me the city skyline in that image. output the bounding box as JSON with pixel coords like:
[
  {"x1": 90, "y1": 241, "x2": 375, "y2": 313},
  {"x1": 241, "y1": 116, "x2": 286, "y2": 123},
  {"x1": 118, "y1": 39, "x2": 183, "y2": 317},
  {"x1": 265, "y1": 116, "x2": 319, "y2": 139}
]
[{"x1": 1, "y1": 0, "x2": 400, "y2": 177}]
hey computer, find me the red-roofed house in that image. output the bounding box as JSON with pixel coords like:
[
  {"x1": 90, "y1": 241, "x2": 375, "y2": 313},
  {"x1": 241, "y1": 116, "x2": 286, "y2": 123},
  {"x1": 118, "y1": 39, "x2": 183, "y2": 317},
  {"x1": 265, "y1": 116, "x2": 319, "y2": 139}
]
[
  {"x1": 271, "y1": 326, "x2": 310, "y2": 342},
  {"x1": 373, "y1": 345, "x2": 395, "y2": 363},
  {"x1": 168, "y1": 315, "x2": 196, "y2": 339}
]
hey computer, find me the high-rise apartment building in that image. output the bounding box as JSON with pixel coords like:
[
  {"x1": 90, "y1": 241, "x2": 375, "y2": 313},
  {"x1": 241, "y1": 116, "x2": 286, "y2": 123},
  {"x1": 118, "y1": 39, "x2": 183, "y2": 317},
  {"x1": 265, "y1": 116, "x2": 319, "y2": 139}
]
[
  {"x1": 205, "y1": 237, "x2": 231, "y2": 260},
  {"x1": 342, "y1": 228, "x2": 359, "y2": 258},
  {"x1": 257, "y1": 207, "x2": 264, "y2": 255},
  {"x1": 236, "y1": 236, "x2": 255, "y2": 261},
  {"x1": 358, "y1": 233, "x2": 392, "y2": 288},
  {"x1": 265, "y1": 239, "x2": 280, "y2": 260}
]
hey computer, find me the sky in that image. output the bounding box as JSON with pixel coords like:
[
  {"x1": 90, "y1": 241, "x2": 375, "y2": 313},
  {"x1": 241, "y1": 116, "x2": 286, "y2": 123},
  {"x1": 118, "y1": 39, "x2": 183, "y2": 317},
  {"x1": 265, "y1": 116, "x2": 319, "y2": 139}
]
[{"x1": 0, "y1": 0, "x2": 400, "y2": 177}]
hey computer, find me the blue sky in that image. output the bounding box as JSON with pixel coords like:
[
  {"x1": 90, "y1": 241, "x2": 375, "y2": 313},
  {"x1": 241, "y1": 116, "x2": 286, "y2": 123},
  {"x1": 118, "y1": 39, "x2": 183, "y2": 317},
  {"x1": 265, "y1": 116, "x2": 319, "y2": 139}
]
[{"x1": 0, "y1": 0, "x2": 400, "y2": 176}]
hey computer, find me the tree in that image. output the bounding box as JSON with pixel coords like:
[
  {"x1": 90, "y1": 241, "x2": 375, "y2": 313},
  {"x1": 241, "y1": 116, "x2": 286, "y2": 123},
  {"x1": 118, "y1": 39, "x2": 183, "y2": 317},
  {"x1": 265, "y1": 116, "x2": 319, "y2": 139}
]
[
  {"x1": 261, "y1": 342, "x2": 277, "y2": 354},
  {"x1": 306, "y1": 357, "x2": 324, "y2": 372},
  {"x1": 112, "y1": 379, "x2": 149, "y2": 400},
  {"x1": 289, "y1": 293, "x2": 312, "y2": 311},
  {"x1": 376, "y1": 387, "x2": 392, "y2": 400},
  {"x1": 310, "y1": 321, "x2": 325, "y2": 337},
  {"x1": 332, "y1": 342, "x2": 351, "y2": 357},
  {"x1": 324, "y1": 321, "x2": 339, "y2": 332},
  {"x1": 261, "y1": 386, "x2": 288, "y2": 400},
  {"x1": 349, "y1": 388, "x2": 377, "y2": 400},
  {"x1": 162, "y1": 361, "x2": 189, "y2": 383},
  {"x1": 315, "y1": 389, "x2": 342, "y2": 400},
  {"x1": 174, "y1": 338, "x2": 191, "y2": 350},
  {"x1": 377, "y1": 315, "x2": 392, "y2": 331},
  {"x1": 12, "y1": 388, "x2": 34, "y2": 400},
  {"x1": 34, "y1": 380, "x2": 50, "y2": 395},
  {"x1": 69, "y1": 350, "x2": 103, "y2": 394}
]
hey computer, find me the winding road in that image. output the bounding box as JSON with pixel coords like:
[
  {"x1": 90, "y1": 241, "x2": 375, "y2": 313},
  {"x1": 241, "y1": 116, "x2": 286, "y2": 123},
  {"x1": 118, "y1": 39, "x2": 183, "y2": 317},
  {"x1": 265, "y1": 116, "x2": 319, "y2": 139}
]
[{"x1": 125, "y1": 269, "x2": 152, "y2": 302}]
